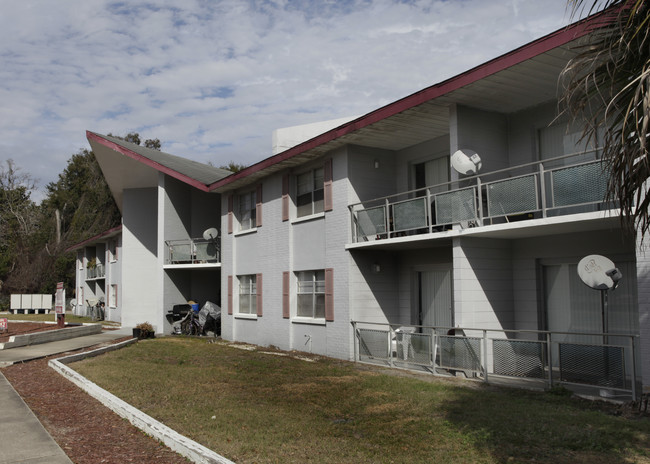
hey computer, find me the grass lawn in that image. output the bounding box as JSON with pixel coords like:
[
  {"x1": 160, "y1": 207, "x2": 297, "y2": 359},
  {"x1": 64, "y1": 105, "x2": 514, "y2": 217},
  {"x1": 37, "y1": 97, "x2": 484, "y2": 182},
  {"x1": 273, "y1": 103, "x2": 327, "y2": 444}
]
[{"x1": 71, "y1": 337, "x2": 650, "y2": 464}]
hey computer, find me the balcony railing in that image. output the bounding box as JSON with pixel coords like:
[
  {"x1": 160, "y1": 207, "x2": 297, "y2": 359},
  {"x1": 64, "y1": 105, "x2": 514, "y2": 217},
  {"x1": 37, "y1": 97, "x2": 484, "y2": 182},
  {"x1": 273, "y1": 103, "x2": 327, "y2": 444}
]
[
  {"x1": 352, "y1": 321, "x2": 639, "y2": 400},
  {"x1": 165, "y1": 237, "x2": 220, "y2": 265},
  {"x1": 350, "y1": 150, "x2": 612, "y2": 243},
  {"x1": 86, "y1": 263, "x2": 105, "y2": 279}
]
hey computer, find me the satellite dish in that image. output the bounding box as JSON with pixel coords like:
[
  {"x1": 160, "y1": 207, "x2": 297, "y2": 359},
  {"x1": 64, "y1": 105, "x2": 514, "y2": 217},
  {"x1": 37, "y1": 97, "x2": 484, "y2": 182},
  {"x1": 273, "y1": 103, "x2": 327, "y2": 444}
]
[
  {"x1": 577, "y1": 254, "x2": 622, "y2": 290},
  {"x1": 202, "y1": 227, "x2": 219, "y2": 241},
  {"x1": 451, "y1": 149, "x2": 482, "y2": 175}
]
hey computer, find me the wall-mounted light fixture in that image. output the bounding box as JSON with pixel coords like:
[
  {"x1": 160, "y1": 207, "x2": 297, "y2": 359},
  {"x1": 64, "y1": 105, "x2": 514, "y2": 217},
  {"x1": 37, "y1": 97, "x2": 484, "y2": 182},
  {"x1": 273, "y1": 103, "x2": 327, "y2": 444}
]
[
  {"x1": 371, "y1": 262, "x2": 381, "y2": 273},
  {"x1": 374, "y1": 159, "x2": 380, "y2": 169}
]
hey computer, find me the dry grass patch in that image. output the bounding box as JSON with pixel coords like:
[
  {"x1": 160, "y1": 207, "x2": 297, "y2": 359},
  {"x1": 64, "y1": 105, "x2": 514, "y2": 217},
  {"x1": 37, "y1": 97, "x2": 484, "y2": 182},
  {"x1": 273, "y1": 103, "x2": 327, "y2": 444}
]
[{"x1": 71, "y1": 337, "x2": 650, "y2": 464}]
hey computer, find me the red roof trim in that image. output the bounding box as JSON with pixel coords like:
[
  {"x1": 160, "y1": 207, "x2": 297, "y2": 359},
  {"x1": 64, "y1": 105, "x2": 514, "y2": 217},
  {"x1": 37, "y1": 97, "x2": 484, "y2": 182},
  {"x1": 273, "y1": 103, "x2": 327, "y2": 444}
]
[
  {"x1": 207, "y1": 14, "x2": 606, "y2": 191},
  {"x1": 65, "y1": 225, "x2": 122, "y2": 252},
  {"x1": 86, "y1": 131, "x2": 211, "y2": 192}
]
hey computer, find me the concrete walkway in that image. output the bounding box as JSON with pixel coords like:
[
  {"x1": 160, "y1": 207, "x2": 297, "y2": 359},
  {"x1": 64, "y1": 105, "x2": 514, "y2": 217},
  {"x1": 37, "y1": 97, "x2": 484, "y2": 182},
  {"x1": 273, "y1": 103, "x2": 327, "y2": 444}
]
[
  {"x1": 0, "y1": 372, "x2": 73, "y2": 464},
  {"x1": 0, "y1": 328, "x2": 133, "y2": 463},
  {"x1": 0, "y1": 328, "x2": 132, "y2": 367}
]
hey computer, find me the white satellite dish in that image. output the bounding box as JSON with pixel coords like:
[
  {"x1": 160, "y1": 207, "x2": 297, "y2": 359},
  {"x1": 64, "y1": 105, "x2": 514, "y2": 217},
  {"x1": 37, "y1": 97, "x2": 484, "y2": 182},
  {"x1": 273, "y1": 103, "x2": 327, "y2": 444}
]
[
  {"x1": 577, "y1": 254, "x2": 622, "y2": 346},
  {"x1": 202, "y1": 227, "x2": 219, "y2": 241},
  {"x1": 577, "y1": 254, "x2": 622, "y2": 290},
  {"x1": 451, "y1": 149, "x2": 482, "y2": 176}
]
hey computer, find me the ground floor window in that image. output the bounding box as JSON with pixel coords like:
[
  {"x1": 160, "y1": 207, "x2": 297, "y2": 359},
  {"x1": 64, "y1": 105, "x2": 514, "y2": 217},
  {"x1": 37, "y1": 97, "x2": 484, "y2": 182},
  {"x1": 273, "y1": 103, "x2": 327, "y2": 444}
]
[
  {"x1": 297, "y1": 270, "x2": 325, "y2": 318},
  {"x1": 238, "y1": 275, "x2": 257, "y2": 314},
  {"x1": 109, "y1": 284, "x2": 117, "y2": 308}
]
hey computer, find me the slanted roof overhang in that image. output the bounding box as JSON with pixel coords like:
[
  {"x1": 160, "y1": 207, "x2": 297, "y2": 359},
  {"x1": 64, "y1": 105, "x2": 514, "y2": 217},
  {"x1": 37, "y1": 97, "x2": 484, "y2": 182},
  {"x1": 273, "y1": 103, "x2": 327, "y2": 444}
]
[
  {"x1": 65, "y1": 225, "x2": 122, "y2": 253},
  {"x1": 87, "y1": 132, "x2": 231, "y2": 212},
  {"x1": 207, "y1": 11, "x2": 611, "y2": 194}
]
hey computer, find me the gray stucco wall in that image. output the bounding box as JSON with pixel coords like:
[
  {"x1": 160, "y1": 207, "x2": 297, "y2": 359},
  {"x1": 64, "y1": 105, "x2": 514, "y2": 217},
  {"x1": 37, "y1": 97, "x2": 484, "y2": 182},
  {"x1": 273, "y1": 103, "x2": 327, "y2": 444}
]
[{"x1": 122, "y1": 187, "x2": 159, "y2": 329}]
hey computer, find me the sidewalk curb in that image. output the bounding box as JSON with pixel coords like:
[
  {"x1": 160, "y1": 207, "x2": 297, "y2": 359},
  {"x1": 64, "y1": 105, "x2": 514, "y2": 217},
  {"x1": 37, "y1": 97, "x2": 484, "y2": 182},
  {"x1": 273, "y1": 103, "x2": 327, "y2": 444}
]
[{"x1": 48, "y1": 340, "x2": 235, "y2": 464}]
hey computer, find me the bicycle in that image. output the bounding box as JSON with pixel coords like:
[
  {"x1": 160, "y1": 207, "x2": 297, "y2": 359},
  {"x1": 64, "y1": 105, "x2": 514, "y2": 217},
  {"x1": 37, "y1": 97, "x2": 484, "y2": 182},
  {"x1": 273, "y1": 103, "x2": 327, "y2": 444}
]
[{"x1": 179, "y1": 310, "x2": 203, "y2": 335}]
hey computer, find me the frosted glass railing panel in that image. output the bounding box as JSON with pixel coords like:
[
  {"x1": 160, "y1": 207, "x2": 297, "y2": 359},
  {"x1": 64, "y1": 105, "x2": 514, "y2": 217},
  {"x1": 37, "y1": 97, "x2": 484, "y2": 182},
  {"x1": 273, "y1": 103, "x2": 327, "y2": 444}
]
[
  {"x1": 435, "y1": 187, "x2": 477, "y2": 224},
  {"x1": 551, "y1": 161, "x2": 608, "y2": 207},
  {"x1": 356, "y1": 205, "x2": 387, "y2": 240},
  {"x1": 392, "y1": 197, "x2": 428, "y2": 233},
  {"x1": 487, "y1": 175, "x2": 538, "y2": 217}
]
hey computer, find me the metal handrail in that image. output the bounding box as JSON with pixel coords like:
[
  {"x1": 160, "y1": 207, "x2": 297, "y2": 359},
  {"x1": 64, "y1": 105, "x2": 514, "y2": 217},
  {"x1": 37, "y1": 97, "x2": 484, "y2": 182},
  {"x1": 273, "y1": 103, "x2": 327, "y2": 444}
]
[
  {"x1": 165, "y1": 237, "x2": 220, "y2": 264},
  {"x1": 349, "y1": 149, "x2": 610, "y2": 242},
  {"x1": 352, "y1": 320, "x2": 638, "y2": 399}
]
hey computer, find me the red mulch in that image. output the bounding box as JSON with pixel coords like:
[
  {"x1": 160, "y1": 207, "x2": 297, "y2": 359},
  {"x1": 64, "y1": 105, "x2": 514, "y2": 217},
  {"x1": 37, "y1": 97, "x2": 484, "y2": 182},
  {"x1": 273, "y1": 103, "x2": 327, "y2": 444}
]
[
  {"x1": 2, "y1": 340, "x2": 190, "y2": 463},
  {"x1": 0, "y1": 321, "x2": 67, "y2": 343}
]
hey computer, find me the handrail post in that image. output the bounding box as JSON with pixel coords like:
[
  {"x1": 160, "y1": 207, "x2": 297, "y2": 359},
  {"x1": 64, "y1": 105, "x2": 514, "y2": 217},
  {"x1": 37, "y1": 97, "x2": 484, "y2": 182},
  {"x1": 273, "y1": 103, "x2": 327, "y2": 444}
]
[
  {"x1": 349, "y1": 205, "x2": 356, "y2": 243},
  {"x1": 385, "y1": 199, "x2": 391, "y2": 239},
  {"x1": 389, "y1": 325, "x2": 395, "y2": 368},
  {"x1": 352, "y1": 321, "x2": 358, "y2": 362},
  {"x1": 631, "y1": 335, "x2": 637, "y2": 400},
  {"x1": 546, "y1": 332, "x2": 553, "y2": 388},
  {"x1": 476, "y1": 178, "x2": 483, "y2": 225},
  {"x1": 539, "y1": 162, "x2": 548, "y2": 218},
  {"x1": 483, "y1": 330, "x2": 488, "y2": 383},
  {"x1": 426, "y1": 188, "x2": 433, "y2": 233}
]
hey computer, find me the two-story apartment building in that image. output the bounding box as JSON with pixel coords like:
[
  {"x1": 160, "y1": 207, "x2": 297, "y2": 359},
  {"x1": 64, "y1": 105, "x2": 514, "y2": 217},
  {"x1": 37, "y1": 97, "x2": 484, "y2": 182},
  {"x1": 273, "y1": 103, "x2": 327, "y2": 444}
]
[
  {"x1": 81, "y1": 13, "x2": 649, "y2": 399},
  {"x1": 85, "y1": 134, "x2": 230, "y2": 331},
  {"x1": 67, "y1": 226, "x2": 122, "y2": 322}
]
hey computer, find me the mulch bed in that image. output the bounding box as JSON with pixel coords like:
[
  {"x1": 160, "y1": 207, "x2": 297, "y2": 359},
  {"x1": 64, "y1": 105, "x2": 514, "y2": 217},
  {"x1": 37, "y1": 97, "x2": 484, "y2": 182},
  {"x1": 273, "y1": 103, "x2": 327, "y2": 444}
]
[
  {"x1": 1, "y1": 340, "x2": 190, "y2": 463},
  {"x1": 0, "y1": 322, "x2": 64, "y2": 343}
]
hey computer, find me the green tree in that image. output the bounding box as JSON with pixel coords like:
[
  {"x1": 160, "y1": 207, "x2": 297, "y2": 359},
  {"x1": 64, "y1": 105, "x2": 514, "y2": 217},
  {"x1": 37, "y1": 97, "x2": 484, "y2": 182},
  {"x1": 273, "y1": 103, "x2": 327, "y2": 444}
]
[
  {"x1": 561, "y1": 1, "x2": 650, "y2": 236},
  {"x1": 0, "y1": 159, "x2": 40, "y2": 292},
  {"x1": 218, "y1": 161, "x2": 247, "y2": 173}
]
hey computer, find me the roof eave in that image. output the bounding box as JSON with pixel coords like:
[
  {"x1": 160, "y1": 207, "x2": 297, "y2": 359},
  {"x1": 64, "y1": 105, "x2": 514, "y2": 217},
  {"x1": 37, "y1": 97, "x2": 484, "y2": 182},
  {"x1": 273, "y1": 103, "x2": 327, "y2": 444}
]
[
  {"x1": 207, "y1": 10, "x2": 611, "y2": 192},
  {"x1": 86, "y1": 131, "x2": 214, "y2": 192},
  {"x1": 65, "y1": 225, "x2": 123, "y2": 252}
]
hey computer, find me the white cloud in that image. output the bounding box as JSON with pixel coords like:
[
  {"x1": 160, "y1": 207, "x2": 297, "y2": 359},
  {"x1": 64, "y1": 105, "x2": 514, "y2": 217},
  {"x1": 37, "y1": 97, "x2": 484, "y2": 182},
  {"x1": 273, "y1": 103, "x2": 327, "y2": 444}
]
[{"x1": 0, "y1": 0, "x2": 570, "y2": 201}]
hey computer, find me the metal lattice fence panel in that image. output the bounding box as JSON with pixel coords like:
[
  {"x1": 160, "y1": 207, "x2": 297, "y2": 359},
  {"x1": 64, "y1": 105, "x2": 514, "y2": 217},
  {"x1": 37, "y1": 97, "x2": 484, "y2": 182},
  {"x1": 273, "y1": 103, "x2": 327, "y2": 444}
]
[
  {"x1": 394, "y1": 332, "x2": 432, "y2": 366},
  {"x1": 439, "y1": 336, "x2": 482, "y2": 372},
  {"x1": 493, "y1": 339, "x2": 546, "y2": 378},
  {"x1": 551, "y1": 162, "x2": 608, "y2": 207},
  {"x1": 392, "y1": 198, "x2": 428, "y2": 232},
  {"x1": 357, "y1": 328, "x2": 390, "y2": 360},
  {"x1": 559, "y1": 343, "x2": 626, "y2": 389},
  {"x1": 356, "y1": 206, "x2": 386, "y2": 240},
  {"x1": 435, "y1": 188, "x2": 477, "y2": 224},
  {"x1": 487, "y1": 175, "x2": 538, "y2": 217}
]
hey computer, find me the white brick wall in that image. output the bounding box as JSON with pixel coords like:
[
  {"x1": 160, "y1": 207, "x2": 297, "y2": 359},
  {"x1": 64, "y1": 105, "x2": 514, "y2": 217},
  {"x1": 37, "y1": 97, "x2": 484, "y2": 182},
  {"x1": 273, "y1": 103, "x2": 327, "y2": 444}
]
[{"x1": 636, "y1": 234, "x2": 650, "y2": 392}]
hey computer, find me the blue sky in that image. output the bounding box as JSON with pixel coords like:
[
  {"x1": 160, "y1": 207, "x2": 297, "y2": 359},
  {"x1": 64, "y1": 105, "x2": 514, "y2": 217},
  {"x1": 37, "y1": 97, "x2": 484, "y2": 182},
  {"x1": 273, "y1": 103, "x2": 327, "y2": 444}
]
[{"x1": 0, "y1": 0, "x2": 573, "y2": 201}]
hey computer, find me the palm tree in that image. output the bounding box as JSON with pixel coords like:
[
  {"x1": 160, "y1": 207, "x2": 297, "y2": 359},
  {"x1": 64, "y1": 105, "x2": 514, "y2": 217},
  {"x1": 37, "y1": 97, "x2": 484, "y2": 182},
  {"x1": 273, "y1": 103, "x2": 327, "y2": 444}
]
[{"x1": 560, "y1": 0, "x2": 650, "y2": 237}]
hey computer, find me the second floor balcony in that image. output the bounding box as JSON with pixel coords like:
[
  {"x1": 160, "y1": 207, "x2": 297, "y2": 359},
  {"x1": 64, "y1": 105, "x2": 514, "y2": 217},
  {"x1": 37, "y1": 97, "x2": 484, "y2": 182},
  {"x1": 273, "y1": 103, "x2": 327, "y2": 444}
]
[
  {"x1": 165, "y1": 237, "x2": 220, "y2": 266},
  {"x1": 86, "y1": 263, "x2": 105, "y2": 280},
  {"x1": 350, "y1": 151, "x2": 614, "y2": 244}
]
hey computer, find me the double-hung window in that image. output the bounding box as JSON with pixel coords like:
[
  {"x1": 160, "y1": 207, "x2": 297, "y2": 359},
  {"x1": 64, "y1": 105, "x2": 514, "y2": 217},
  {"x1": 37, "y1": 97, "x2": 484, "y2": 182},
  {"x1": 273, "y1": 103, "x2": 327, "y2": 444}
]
[
  {"x1": 238, "y1": 191, "x2": 257, "y2": 231},
  {"x1": 296, "y1": 168, "x2": 324, "y2": 218},
  {"x1": 109, "y1": 284, "x2": 118, "y2": 308},
  {"x1": 297, "y1": 270, "x2": 325, "y2": 318},
  {"x1": 238, "y1": 275, "x2": 257, "y2": 314}
]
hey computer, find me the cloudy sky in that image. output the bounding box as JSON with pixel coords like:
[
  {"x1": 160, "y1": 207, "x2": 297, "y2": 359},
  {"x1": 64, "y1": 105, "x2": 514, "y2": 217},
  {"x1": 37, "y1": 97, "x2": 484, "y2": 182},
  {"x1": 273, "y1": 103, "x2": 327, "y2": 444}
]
[{"x1": 0, "y1": 0, "x2": 574, "y2": 202}]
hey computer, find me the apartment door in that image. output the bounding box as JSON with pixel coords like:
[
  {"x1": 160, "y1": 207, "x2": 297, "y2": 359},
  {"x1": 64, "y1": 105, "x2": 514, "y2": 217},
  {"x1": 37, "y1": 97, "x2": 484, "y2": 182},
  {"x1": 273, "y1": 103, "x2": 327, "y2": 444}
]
[
  {"x1": 418, "y1": 268, "x2": 453, "y2": 331},
  {"x1": 414, "y1": 157, "x2": 449, "y2": 195}
]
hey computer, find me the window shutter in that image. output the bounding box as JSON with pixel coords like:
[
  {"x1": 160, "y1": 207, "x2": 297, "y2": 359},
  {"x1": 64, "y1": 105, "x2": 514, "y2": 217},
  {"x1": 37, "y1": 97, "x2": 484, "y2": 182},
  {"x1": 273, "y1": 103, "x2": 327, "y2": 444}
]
[
  {"x1": 256, "y1": 273, "x2": 263, "y2": 316},
  {"x1": 227, "y1": 194, "x2": 233, "y2": 234},
  {"x1": 256, "y1": 184, "x2": 263, "y2": 228},
  {"x1": 227, "y1": 275, "x2": 233, "y2": 315},
  {"x1": 282, "y1": 271, "x2": 290, "y2": 318},
  {"x1": 324, "y1": 158, "x2": 333, "y2": 212},
  {"x1": 325, "y1": 268, "x2": 334, "y2": 321},
  {"x1": 282, "y1": 174, "x2": 289, "y2": 221}
]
